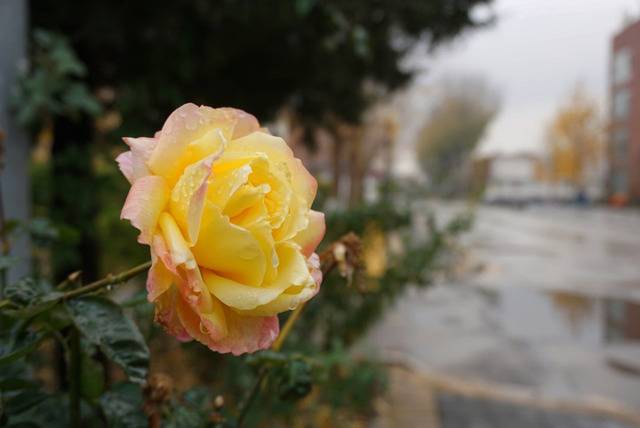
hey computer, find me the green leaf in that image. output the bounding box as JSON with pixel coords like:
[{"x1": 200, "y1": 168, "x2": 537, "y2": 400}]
[
  {"x1": 5, "y1": 393, "x2": 68, "y2": 427},
  {"x1": 99, "y1": 383, "x2": 146, "y2": 428},
  {"x1": 275, "y1": 358, "x2": 313, "y2": 401},
  {"x1": 4, "y1": 391, "x2": 49, "y2": 415},
  {"x1": 0, "y1": 332, "x2": 46, "y2": 367},
  {"x1": 4, "y1": 278, "x2": 62, "y2": 319},
  {"x1": 27, "y1": 217, "x2": 59, "y2": 246},
  {"x1": 65, "y1": 296, "x2": 149, "y2": 384},
  {"x1": 295, "y1": 0, "x2": 316, "y2": 16},
  {"x1": 245, "y1": 350, "x2": 288, "y2": 367},
  {"x1": 0, "y1": 256, "x2": 19, "y2": 271},
  {"x1": 80, "y1": 351, "x2": 105, "y2": 400},
  {"x1": 4, "y1": 298, "x2": 62, "y2": 319},
  {"x1": 5, "y1": 278, "x2": 54, "y2": 307},
  {"x1": 164, "y1": 405, "x2": 205, "y2": 428},
  {"x1": 0, "y1": 378, "x2": 39, "y2": 391}
]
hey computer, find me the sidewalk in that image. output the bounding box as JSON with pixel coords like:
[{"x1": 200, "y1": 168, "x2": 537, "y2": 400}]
[{"x1": 373, "y1": 366, "x2": 640, "y2": 428}]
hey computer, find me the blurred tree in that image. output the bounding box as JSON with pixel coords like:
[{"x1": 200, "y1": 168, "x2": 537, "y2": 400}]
[
  {"x1": 31, "y1": 0, "x2": 494, "y2": 190},
  {"x1": 31, "y1": 0, "x2": 493, "y2": 126},
  {"x1": 544, "y1": 86, "x2": 604, "y2": 188},
  {"x1": 416, "y1": 76, "x2": 499, "y2": 196}
]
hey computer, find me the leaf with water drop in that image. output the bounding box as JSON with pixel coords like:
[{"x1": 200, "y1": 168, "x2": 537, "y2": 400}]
[{"x1": 65, "y1": 296, "x2": 149, "y2": 384}]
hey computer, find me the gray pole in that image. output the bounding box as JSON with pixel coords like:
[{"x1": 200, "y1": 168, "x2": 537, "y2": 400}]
[{"x1": 0, "y1": 0, "x2": 31, "y2": 284}]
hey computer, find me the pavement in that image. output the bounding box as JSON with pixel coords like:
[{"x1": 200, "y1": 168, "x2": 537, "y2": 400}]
[
  {"x1": 362, "y1": 204, "x2": 640, "y2": 428},
  {"x1": 437, "y1": 392, "x2": 635, "y2": 428}
]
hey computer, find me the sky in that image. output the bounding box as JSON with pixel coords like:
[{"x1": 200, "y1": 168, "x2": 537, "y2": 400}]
[{"x1": 394, "y1": 0, "x2": 640, "y2": 174}]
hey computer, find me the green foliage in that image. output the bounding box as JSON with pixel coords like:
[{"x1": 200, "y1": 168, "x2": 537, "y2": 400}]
[
  {"x1": 65, "y1": 296, "x2": 150, "y2": 384},
  {"x1": 3, "y1": 393, "x2": 69, "y2": 427},
  {"x1": 0, "y1": 321, "x2": 69, "y2": 427},
  {"x1": 241, "y1": 345, "x2": 387, "y2": 426},
  {"x1": 80, "y1": 348, "x2": 106, "y2": 400},
  {"x1": 99, "y1": 382, "x2": 146, "y2": 428},
  {"x1": 0, "y1": 329, "x2": 47, "y2": 368},
  {"x1": 162, "y1": 386, "x2": 228, "y2": 428},
  {"x1": 31, "y1": 0, "x2": 491, "y2": 132},
  {"x1": 3, "y1": 278, "x2": 62, "y2": 318},
  {"x1": 0, "y1": 243, "x2": 150, "y2": 426},
  {"x1": 297, "y1": 193, "x2": 473, "y2": 349},
  {"x1": 11, "y1": 29, "x2": 101, "y2": 130}
]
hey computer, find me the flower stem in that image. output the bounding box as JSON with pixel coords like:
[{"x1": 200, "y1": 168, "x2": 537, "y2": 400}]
[
  {"x1": 61, "y1": 261, "x2": 151, "y2": 300},
  {"x1": 69, "y1": 327, "x2": 81, "y2": 428},
  {"x1": 271, "y1": 303, "x2": 305, "y2": 352},
  {"x1": 0, "y1": 261, "x2": 151, "y2": 310},
  {"x1": 236, "y1": 302, "x2": 307, "y2": 427}
]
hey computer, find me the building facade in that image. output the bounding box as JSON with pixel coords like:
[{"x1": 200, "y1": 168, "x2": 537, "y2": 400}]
[{"x1": 609, "y1": 19, "x2": 640, "y2": 203}]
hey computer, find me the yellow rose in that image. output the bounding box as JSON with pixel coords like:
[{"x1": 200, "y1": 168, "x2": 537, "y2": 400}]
[{"x1": 117, "y1": 103, "x2": 325, "y2": 355}]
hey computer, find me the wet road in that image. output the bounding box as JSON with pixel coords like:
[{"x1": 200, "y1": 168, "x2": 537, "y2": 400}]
[{"x1": 359, "y1": 204, "x2": 640, "y2": 414}]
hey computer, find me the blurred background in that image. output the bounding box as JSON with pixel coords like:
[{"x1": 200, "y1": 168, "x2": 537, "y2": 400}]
[{"x1": 1, "y1": 0, "x2": 640, "y2": 426}]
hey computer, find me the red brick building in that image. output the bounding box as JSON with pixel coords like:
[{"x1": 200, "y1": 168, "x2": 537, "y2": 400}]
[{"x1": 609, "y1": 19, "x2": 640, "y2": 203}]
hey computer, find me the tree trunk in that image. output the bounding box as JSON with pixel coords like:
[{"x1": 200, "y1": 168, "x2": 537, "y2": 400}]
[
  {"x1": 348, "y1": 133, "x2": 364, "y2": 207},
  {"x1": 330, "y1": 130, "x2": 342, "y2": 199}
]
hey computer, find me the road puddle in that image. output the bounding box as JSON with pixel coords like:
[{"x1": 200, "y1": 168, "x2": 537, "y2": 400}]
[{"x1": 495, "y1": 287, "x2": 640, "y2": 348}]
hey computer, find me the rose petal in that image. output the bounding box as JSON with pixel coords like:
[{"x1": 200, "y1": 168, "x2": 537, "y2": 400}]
[
  {"x1": 116, "y1": 151, "x2": 134, "y2": 183},
  {"x1": 203, "y1": 242, "x2": 314, "y2": 312},
  {"x1": 213, "y1": 309, "x2": 279, "y2": 355},
  {"x1": 149, "y1": 105, "x2": 260, "y2": 184},
  {"x1": 169, "y1": 153, "x2": 219, "y2": 245},
  {"x1": 227, "y1": 132, "x2": 316, "y2": 207},
  {"x1": 273, "y1": 195, "x2": 308, "y2": 242},
  {"x1": 123, "y1": 137, "x2": 156, "y2": 182},
  {"x1": 155, "y1": 287, "x2": 192, "y2": 342},
  {"x1": 192, "y1": 203, "x2": 267, "y2": 286},
  {"x1": 292, "y1": 210, "x2": 326, "y2": 256},
  {"x1": 176, "y1": 294, "x2": 276, "y2": 355},
  {"x1": 121, "y1": 175, "x2": 169, "y2": 244},
  {"x1": 215, "y1": 107, "x2": 260, "y2": 140},
  {"x1": 147, "y1": 250, "x2": 173, "y2": 302},
  {"x1": 158, "y1": 212, "x2": 196, "y2": 269},
  {"x1": 148, "y1": 104, "x2": 215, "y2": 182},
  {"x1": 308, "y1": 252, "x2": 323, "y2": 287}
]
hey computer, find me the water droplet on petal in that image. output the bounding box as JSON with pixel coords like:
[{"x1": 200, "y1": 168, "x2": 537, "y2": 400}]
[{"x1": 199, "y1": 321, "x2": 209, "y2": 334}]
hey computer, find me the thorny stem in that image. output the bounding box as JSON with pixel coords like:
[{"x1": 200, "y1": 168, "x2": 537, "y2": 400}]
[
  {"x1": 61, "y1": 261, "x2": 151, "y2": 300},
  {"x1": 0, "y1": 261, "x2": 151, "y2": 310}
]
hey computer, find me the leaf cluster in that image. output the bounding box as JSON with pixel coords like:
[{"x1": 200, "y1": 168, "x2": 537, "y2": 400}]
[
  {"x1": 0, "y1": 257, "x2": 149, "y2": 426},
  {"x1": 11, "y1": 29, "x2": 101, "y2": 131}
]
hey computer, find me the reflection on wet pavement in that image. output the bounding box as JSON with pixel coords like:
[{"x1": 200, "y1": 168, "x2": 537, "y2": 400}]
[
  {"x1": 359, "y1": 205, "x2": 640, "y2": 415},
  {"x1": 500, "y1": 287, "x2": 640, "y2": 348},
  {"x1": 437, "y1": 391, "x2": 636, "y2": 428}
]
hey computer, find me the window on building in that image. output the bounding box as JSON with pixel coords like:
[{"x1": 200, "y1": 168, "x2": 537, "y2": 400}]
[
  {"x1": 612, "y1": 170, "x2": 628, "y2": 193},
  {"x1": 612, "y1": 128, "x2": 629, "y2": 161},
  {"x1": 612, "y1": 47, "x2": 632, "y2": 84},
  {"x1": 613, "y1": 89, "x2": 630, "y2": 120}
]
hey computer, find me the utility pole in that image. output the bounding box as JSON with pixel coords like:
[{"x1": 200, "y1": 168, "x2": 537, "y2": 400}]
[{"x1": 0, "y1": 0, "x2": 31, "y2": 284}]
